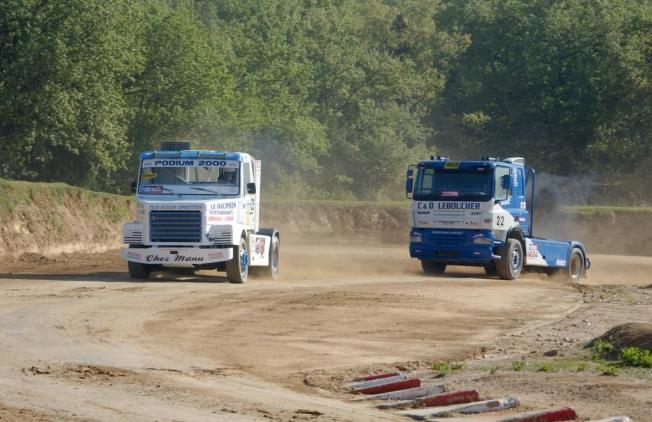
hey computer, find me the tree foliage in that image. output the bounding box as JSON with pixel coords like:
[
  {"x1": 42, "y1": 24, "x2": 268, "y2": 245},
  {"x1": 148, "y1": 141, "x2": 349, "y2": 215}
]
[{"x1": 0, "y1": 0, "x2": 650, "y2": 200}]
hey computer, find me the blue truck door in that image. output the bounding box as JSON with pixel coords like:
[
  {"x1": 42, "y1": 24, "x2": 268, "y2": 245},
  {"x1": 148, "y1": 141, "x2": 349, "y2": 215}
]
[
  {"x1": 496, "y1": 165, "x2": 529, "y2": 235},
  {"x1": 511, "y1": 167, "x2": 529, "y2": 235}
]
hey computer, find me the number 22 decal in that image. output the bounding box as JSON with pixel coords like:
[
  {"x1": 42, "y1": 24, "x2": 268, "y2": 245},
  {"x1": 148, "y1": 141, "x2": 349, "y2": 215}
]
[{"x1": 496, "y1": 215, "x2": 505, "y2": 226}]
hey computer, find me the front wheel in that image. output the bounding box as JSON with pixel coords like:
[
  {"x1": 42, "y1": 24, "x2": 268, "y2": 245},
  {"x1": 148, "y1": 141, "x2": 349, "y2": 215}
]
[
  {"x1": 226, "y1": 237, "x2": 249, "y2": 283},
  {"x1": 484, "y1": 263, "x2": 498, "y2": 277},
  {"x1": 496, "y1": 239, "x2": 523, "y2": 280},
  {"x1": 128, "y1": 261, "x2": 151, "y2": 280},
  {"x1": 262, "y1": 235, "x2": 280, "y2": 279},
  {"x1": 421, "y1": 260, "x2": 446, "y2": 275}
]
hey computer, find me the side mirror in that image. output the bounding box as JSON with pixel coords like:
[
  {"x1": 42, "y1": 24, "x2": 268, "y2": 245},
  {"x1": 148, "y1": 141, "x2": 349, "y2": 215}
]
[
  {"x1": 247, "y1": 182, "x2": 256, "y2": 194},
  {"x1": 405, "y1": 165, "x2": 416, "y2": 199},
  {"x1": 131, "y1": 180, "x2": 137, "y2": 193},
  {"x1": 405, "y1": 178, "x2": 414, "y2": 195}
]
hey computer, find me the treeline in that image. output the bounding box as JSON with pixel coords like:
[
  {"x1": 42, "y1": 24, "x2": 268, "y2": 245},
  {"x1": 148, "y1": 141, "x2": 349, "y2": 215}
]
[{"x1": 1, "y1": 0, "x2": 650, "y2": 201}]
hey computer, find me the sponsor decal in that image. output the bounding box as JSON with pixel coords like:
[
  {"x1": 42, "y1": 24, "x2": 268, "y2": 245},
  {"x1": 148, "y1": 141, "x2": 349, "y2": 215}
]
[
  {"x1": 556, "y1": 259, "x2": 567, "y2": 266},
  {"x1": 255, "y1": 238, "x2": 266, "y2": 257},
  {"x1": 417, "y1": 202, "x2": 481, "y2": 210},
  {"x1": 208, "y1": 202, "x2": 236, "y2": 222},
  {"x1": 145, "y1": 254, "x2": 204, "y2": 263},
  {"x1": 443, "y1": 161, "x2": 461, "y2": 169},
  {"x1": 441, "y1": 191, "x2": 459, "y2": 197},
  {"x1": 139, "y1": 185, "x2": 164, "y2": 194},
  {"x1": 520, "y1": 201, "x2": 527, "y2": 209},
  {"x1": 142, "y1": 159, "x2": 239, "y2": 168},
  {"x1": 149, "y1": 204, "x2": 202, "y2": 210},
  {"x1": 527, "y1": 250, "x2": 538, "y2": 258},
  {"x1": 210, "y1": 202, "x2": 236, "y2": 210},
  {"x1": 208, "y1": 251, "x2": 225, "y2": 259},
  {"x1": 127, "y1": 251, "x2": 142, "y2": 259},
  {"x1": 208, "y1": 215, "x2": 234, "y2": 223}
]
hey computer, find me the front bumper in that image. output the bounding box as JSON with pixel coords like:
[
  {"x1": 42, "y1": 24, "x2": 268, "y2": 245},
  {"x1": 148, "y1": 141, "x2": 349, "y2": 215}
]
[
  {"x1": 409, "y1": 228, "x2": 495, "y2": 265},
  {"x1": 121, "y1": 246, "x2": 233, "y2": 266}
]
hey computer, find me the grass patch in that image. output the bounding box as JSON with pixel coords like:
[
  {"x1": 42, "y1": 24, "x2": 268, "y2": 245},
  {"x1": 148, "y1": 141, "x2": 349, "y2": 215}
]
[
  {"x1": 432, "y1": 361, "x2": 466, "y2": 376},
  {"x1": 598, "y1": 364, "x2": 619, "y2": 376}
]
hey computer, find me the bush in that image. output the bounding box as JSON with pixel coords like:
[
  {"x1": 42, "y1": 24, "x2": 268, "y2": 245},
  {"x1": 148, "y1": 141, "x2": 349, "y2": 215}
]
[
  {"x1": 620, "y1": 347, "x2": 652, "y2": 368},
  {"x1": 591, "y1": 339, "x2": 614, "y2": 360},
  {"x1": 512, "y1": 361, "x2": 525, "y2": 371}
]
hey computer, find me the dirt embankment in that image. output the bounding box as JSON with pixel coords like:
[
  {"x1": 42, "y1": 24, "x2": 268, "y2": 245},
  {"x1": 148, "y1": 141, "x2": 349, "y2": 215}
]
[
  {"x1": 2, "y1": 179, "x2": 652, "y2": 257},
  {"x1": 0, "y1": 179, "x2": 133, "y2": 257}
]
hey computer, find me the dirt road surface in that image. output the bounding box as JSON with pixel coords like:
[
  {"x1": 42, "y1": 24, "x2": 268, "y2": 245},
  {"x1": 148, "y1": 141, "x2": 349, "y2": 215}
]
[{"x1": 1, "y1": 242, "x2": 651, "y2": 421}]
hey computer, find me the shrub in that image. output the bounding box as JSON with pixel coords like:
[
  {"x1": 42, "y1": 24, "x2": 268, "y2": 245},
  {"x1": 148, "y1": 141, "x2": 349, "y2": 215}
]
[{"x1": 620, "y1": 347, "x2": 652, "y2": 368}]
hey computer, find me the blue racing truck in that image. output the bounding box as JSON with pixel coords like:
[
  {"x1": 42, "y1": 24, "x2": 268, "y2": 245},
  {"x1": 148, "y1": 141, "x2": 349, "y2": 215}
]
[{"x1": 406, "y1": 156, "x2": 590, "y2": 281}]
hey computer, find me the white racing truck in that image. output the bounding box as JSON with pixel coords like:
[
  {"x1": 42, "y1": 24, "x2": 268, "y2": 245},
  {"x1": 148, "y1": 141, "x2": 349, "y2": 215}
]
[{"x1": 121, "y1": 141, "x2": 279, "y2": 283}]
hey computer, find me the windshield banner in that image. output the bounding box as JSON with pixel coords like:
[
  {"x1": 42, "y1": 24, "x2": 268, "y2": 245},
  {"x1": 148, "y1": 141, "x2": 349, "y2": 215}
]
[{"x1": 142, "y1": 159, "x2": 239, "y2": 168}]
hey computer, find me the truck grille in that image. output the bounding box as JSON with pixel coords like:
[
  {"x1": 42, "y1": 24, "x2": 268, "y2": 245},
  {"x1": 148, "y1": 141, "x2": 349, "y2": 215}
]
[
  {"x1": 150, "y1": 210, "x2": 202, "y2": 243},
  {"x1": 430, "y1": 231, "x2": 465, "y2": 246}
]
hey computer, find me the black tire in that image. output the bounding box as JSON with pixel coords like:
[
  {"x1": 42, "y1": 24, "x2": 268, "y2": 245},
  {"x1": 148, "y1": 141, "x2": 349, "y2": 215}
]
[
  {"x1": 128, "y1": 261, "x2": 151, "y2": 280},
  {"x1": 496, "y1": 239, "x2": 524, "y2": 280},
  {"x1": 226, "y1": 237, "x2": 249, "y2": 284},
  {"x1": 421, "y1": 260, "x2": 446, "y2": 275},
  {"x1": 566, "y1": 248, "x2": 585, "y2": 282},
  {"x1": 262, "y1": 235, "x2": 280, "y2": 279},
  {"x1": 484, "y1": 263, "x2": 498, "y2": 277}
]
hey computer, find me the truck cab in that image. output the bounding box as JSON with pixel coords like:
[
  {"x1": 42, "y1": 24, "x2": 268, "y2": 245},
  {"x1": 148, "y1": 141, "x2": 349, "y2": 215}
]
[
  {"x1": 121, "y1": 142, "x2": 279, "y2": 283},
  {"x1": 406, "y1": 156, "x2": 590, "y2": 281}
]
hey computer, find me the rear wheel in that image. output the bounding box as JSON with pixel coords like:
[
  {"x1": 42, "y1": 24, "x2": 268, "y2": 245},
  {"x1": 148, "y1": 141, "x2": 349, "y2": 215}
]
[
  {"x1": 128, "y1": 261, "x2": 151, "y2": 280},
  {"x1": 421, "y1": 260, "x2": 446, "y2": 275},
  {"x1": 496, "y1": 239, "x2": 523, "y2": 280},
  {"x1": 566, "y1": 248, "x2": 585, "y2": 282},
  {"x1": 226, "y1": 237, "x2": 249, "y2": 283}
]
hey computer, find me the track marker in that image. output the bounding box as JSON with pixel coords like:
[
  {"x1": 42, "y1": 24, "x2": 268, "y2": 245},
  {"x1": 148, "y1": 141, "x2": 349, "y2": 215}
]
[
  {"x1": 352, "y1": 384, "x2": 445, "y2": 401},
  {"x1": 389, "y1": 395, "x2": 518, "y2": 414},
  {"x1": 347, "y1": 372, "x2": 400, "y2": 383},
  {"x1": 425, "y1": 406, "x2": 577, "y2": 422},
  {"x1": 385, "y1": 389, "x2": 480, "y2": 411},
  {"x1": 345, "y1": 373, "x2": 406, "y2": 391},
  {"x1": 355, "y1": 378, "x2": 421, "y2": 395}
]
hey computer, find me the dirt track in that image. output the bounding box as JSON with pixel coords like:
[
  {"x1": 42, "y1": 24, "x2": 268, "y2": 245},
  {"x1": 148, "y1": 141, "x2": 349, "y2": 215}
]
[{"x1": 0, "y1": 242, "x2": 651, "y2": 421}]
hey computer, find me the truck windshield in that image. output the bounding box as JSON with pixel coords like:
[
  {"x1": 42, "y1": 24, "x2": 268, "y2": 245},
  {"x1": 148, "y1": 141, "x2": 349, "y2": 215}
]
[
  {"x1": 138, "y1": 159, "x2": 240, "y2": 195},
  {"x1": 414, "y1": 168, "x2": 493, "y2": 201}
]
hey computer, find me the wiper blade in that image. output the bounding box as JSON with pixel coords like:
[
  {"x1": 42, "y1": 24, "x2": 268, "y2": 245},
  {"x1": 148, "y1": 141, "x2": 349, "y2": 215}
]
[{"x1": 189, "y1": 186, "x2": 221, "y2": 194}]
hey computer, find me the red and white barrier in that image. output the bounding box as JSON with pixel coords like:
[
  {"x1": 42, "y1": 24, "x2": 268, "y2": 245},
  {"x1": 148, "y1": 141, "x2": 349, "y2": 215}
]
[
  {"x1": 426, "y1": 406, "x2": 577, "y2": 422},
  {"x1": 352, "y1": 384, "x2": 445, "y2": 401},
  {"x1": 418, "y1": 389, "x2": 480, "y2": 407},
  {"x1": 355, "y1": 378, "x2": 421, "y2": 395},
  {"x1": 394, "y1": 395, "x2": 518, "y2": 416},
  {"x1": 344, "y1": 373, "x2": 406, "y2": 391}
]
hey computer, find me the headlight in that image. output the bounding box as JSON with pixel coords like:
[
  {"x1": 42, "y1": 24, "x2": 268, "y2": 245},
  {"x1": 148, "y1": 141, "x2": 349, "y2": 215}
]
[
  {"x1": 473, "y1": 236, "x2": 492, "y2": 245},
  {"x1": 410, "y1": 232, "x2": 422, "y2": 243}
]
